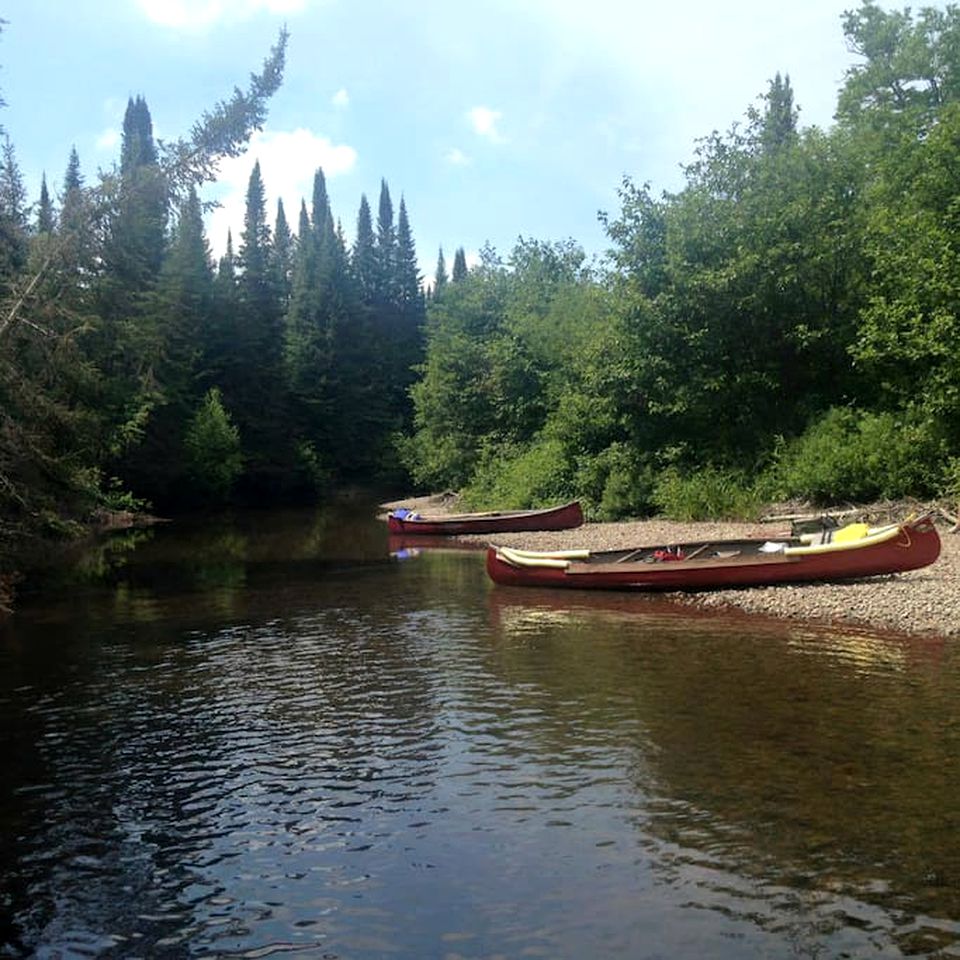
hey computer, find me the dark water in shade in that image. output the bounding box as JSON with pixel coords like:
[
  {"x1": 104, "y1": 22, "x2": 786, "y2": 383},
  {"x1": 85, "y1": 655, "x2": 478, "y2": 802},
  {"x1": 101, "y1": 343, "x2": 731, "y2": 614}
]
[{"x1": 1, "y1": 506, "x2": 959, "y2": 959}]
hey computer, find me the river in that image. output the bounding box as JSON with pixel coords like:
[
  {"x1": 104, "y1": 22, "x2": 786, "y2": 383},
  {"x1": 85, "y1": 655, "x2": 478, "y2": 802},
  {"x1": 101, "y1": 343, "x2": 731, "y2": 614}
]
[{"x1": 1, "y1": 504, "x2": 958, "y2": 959}]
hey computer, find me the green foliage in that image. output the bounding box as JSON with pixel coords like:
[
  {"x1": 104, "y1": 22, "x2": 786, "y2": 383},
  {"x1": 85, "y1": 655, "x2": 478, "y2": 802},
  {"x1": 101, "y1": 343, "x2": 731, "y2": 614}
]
[
  {"x1": 463, "y1": 436, "x2": 574, "y2": 510},
  {"x1": 293, "y1": 440, "x2": 333, "y2": 494},
  {"x1": 183, "y1": 388, "x2": 242, "y2": 502},
  {"x1": 574, "y1": 443, "x2": 656, "y2": 520},
  {"x1": 766, "y1": 407, "x2": 949, "y2": 504},
  {"x1": 651, "y1": 465, "x2": 766, "y2": 521}
]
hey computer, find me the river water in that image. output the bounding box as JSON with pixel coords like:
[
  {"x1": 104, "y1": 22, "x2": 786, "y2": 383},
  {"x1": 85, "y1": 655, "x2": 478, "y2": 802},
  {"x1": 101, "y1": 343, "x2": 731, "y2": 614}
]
[{"x1": 1, "y1": 505, "x2": 958, "y2": 959}]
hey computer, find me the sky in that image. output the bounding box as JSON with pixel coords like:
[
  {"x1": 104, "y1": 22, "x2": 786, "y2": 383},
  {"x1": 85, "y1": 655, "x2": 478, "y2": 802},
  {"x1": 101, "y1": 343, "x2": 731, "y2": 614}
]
[{"x1": 0, "y1": 0, "x2": 883, "y2": 279}]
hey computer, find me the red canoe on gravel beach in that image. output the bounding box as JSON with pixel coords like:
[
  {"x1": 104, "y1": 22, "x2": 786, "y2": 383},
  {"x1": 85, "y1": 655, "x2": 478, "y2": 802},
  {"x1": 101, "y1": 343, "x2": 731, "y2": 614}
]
[
  {"x1": 387, "y1": 500, "x2": 584, "y2": 536},
  {"x1": 486, "y1": 514, "x2": 941, "y2": 591}
]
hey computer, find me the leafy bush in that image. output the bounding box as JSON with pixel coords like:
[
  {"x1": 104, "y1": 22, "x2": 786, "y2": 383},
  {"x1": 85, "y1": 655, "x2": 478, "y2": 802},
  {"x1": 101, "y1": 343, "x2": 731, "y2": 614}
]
[
  {"x1": 651, "y1": 465, "x2": 765, "y2": 520},
  {"x1": 767, "y1": 407, "x2": 948, "y2": 504},
  {"x1": 463, "y1": 436, "x2": 574, "y2": 509},
  {"x1": 294, "y1": 440, "x2": 332, "y2": 494},
  {"x1": 572, "y1": 442, "x2": 656, "y2": 520},
  {"x1": 183, "y1": 388, "x2": 242, "y2": 502}
]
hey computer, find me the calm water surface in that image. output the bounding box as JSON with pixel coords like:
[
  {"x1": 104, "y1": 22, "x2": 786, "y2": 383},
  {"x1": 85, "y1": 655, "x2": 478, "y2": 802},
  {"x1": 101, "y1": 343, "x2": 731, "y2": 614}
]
[{"x1": 1, "y1": 505, "x2": 958, "y2": 959}]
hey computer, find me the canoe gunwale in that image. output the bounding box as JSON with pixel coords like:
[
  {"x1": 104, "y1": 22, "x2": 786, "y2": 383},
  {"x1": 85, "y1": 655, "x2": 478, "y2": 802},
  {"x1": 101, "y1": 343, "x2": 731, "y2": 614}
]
[{"x1": 486, "y1": 516, "x2": 941, "y2": 591}]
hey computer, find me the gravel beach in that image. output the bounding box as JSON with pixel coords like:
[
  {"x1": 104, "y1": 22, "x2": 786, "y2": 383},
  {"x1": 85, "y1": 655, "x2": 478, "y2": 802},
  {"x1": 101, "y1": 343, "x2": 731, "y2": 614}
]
[{"x1": 383, "y1": 495, "x2": 960, "y2": 638}]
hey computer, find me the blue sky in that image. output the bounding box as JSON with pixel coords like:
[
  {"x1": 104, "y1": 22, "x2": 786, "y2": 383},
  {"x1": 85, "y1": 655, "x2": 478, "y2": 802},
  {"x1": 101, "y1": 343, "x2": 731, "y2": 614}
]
[{"x1": 2, "y1": 0, "x2": 876, "y2": 278}]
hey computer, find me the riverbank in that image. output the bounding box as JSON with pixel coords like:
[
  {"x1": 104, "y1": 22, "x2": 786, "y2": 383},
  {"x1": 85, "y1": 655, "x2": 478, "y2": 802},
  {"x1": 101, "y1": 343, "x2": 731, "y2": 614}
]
[{"x1": 382, "y1": 495, "x2": 960, "y2": 638}]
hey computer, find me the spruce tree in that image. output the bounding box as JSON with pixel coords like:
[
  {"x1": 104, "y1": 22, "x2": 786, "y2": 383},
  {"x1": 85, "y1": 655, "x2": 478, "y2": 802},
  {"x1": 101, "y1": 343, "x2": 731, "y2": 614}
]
[
  {"x1": 120, "y1": 188, "x2": 215, "y2": 503},
  {"x1": 272, "y1": 197, "x2": 293, "y2": 308},
  {"x1": 311, "y1": 167, "x2": 332, "y2": 244},
  {"x1": 452, "y1": 246, "x2": 468, "y2": 281},
  {"x1": 375, "y1": 179, "x2": 396, "y2": 305},
  {"x1": 109, "y1": 96, "x2": 166, "y2": 283},
  {"x1": 96, "y1": 97, "x2": 168, "y2": 476},
  {"x1": 352, "y1": 194, "x2": 376, "y2": 302},
  {"x1": 0, "y1": 135, "x2": 28, "y2": 280},
  {"x1": 234, "y1": 160, "x2": 289, "y2": 492},
  {"x1": 758, "y1": 72, "x2": 798, "y2": 154},
  {"x1": 36, "y1": 174, "x2": 54, "y2": 234},
  {"x1": 433, "y1": 247, "x2": 448, "y2": 297},
  {"x1": 59, "y1": 147, "x2": 84, "y2": 235}
]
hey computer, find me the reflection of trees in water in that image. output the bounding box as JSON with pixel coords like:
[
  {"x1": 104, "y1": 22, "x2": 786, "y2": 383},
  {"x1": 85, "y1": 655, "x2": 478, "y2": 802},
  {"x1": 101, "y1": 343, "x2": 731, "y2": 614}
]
[
  {"x1": 486, "y1": 590, "x2": 960, "y2": 952},
  {"x1": 1, "y1": 565, "x2": 446, "y2": 956}
]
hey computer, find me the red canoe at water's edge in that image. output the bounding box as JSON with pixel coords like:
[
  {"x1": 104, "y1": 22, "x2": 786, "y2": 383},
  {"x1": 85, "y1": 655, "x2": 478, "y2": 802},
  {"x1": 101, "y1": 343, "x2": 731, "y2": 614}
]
[
  {"x1": 486, "y1": 515, "x2": 941, "y2": 591},
  {"x1": 387, "y1": 500, "x2": 584, "y2": 536}
]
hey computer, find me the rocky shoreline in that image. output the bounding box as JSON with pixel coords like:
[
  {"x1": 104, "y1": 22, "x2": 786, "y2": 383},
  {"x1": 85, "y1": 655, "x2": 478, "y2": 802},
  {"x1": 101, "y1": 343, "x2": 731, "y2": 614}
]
[{"x1": 383, "y1": 495, "x2": 960, "y2": 638}]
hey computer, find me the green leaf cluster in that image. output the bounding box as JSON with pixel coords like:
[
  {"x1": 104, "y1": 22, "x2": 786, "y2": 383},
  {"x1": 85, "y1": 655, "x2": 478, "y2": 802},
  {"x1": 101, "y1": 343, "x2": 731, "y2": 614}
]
[{"x1": 403, "y1": 3, "x2": 960, "y2": 519}]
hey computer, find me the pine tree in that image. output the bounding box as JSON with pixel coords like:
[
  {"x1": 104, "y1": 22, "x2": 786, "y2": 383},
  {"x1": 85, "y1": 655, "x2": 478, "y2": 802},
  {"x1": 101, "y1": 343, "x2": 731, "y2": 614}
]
[
  {"x1": 36, "y1": 174, "x2": 54, "y2": 234},
  {"x1": 121, "y1": 96, "x2": 159, "y2": 173},
  {"x1": 204, "y1": 230, "x2": 238, "y2": 394},
  {"x1": 239, "y1": 160, "x2": 272, "y2": 295},
  {"x1": 109, "y1": 95, "x2": 166, "y2": 283},
  {"x1": 63, "y1": 146, "x2": 82, "y2": 193},
  {"x1": 375, "y1": 179, "x2": 396, "y2": 304},
  {"x1": 119, "y1": 188, "x2": 215, "y2": 503},
  {"x1": 452, "y1": 246, "x2": 468, "y2": 281},
  {"x1": 233, "y1": 160, "x2": 289, "y2": 492},
  {"x1": 758, "y1": 72, "x2": 798, "y2": 154},
  {"x1": 396, "y1": 198, "x2": 421, "y2": 308},
  {"x1": 0, "y1": 135, "x2": 28, "y2": 280},
  {"x1": 96, "y1": 97, "x2": 168, "y2": 473},
  {"x1": 59, "y1": 147, "x2": 84, "y2": 235},
  {"x1": 272, "y1": 197, "x2": 293, "y2": 308},
  {"x1": 311, "y1": 167, "x2": 332, "y2": 244},
  {"x1": 352, "y1": 194, "x2": 376, "y2": 302},
  {"x1": 217, "y1": 230, "x2": 237, "y2": 288},
  {"x1": 433, "y1": 247, "x2": 448, "y2": 297}
]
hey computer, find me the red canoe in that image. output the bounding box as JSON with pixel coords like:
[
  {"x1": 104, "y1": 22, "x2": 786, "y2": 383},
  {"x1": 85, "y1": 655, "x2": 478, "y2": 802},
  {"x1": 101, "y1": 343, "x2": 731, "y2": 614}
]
[
  {"x1": 486, "y1": 515, "x2": 941, "y2": 591},
  {"x1": 387, "y1": 500, "x2": 584, "y2": 536}
]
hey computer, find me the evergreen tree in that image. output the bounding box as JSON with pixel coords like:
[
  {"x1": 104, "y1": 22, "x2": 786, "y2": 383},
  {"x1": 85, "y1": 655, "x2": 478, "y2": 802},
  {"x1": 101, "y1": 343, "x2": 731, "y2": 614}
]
[
  {"x1": 59, "y1": 147, "x2": 84, "y2": 234},
  {"x1": 433, "y1": 247, "x2": 448, "y2": 297},
  {"x1": 108, "y1": 95, "x2": 167, "y2": 283},
  {"x1": 119, "y1": 188, "x2": 215, "y2": 502},
  {"x1": 204, "y1": 230, "x2": 238, "y2": 393},
  {"x1": 396, "y1": 199, "x2": 421, "y2": 308},
  {"x1": 452, "y1": 246, "x2": 468, "y2": 281},
  {"x1": 0, "y1": 135, "x2": 28, "y2": 280},
  {"x1": 217, "y1": 230, "x2": 237, "y2": 288},
  {"x1": 352, "y1": 193, "x2": 376, "y2": 302},
  {"x1": 311, "y1": 167, "x2": 332, "y2": 243},
  {"x1": 375, "y1": 179, "x2": 396, "y2": 304},
  {"x1": 756, "y1": 72, "x2": 798, "y2": 154},
  {"x1": 183, "y1": 387, "x2": 242, "y2": 502},
  {"x1": 239, "y1": 160, "x2": 272, "y2": 291},
  {"x1": 233, "y1": 160, "x2": 289, "y2": 492},
  {"x1": 63, "y1": 146, "x2": 82, "y2": 193},
  {"x1": 55, "y1": 148, "x2": 95, "y2": 285},
  {"x1": 36, "y1": 174, "x2": 54, "y2": 234},
  {"x1": 96, "y1": 96, "x2": 168, "y2": 475},
  {"x1": 272, "y1": 197, "x2": 293, "y2": 307},
  {"x1": 0, "y1": 31, "x2": 290, "y2": 559},
  {"x1": 121, "y1": 95, "x2": 159, "y2": 173},
  {"x1": 391, "y1": 197, "x2": 426, "y2": 431}
]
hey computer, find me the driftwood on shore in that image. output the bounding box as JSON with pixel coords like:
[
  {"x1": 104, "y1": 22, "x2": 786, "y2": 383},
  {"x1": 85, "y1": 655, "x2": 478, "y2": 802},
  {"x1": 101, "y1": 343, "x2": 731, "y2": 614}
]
[{"x1": 761, "y1": 502, "x2": 960, "y2": 534}]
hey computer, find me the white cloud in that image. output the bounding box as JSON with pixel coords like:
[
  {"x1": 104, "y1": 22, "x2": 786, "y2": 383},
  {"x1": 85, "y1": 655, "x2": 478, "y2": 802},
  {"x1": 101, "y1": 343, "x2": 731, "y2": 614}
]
[
  {"x1": 332, "y1": 88, "x2": 350, "y2": 109},
  {"x1": 96, "y1": 128, "x2": 120, "y2": 152},
  {"x1": 444, "y1": 147, "x2": 471, "y2": 165},
  {"x1": 206, "y1": 127, "x2": 357, "y2": 255},
  {"x1": 137, "y1": 0, "x2": 308, "y2": 30},
  {"x1": 467, "y1": 106, "x2": 505, "y2": 143}
]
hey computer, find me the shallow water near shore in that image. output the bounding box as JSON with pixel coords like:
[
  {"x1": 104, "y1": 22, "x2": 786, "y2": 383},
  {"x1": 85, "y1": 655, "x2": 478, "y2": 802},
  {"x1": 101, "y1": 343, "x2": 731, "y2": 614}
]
[{"x1": 1, "y1": 505, "x2": 958, "y2": 958}]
